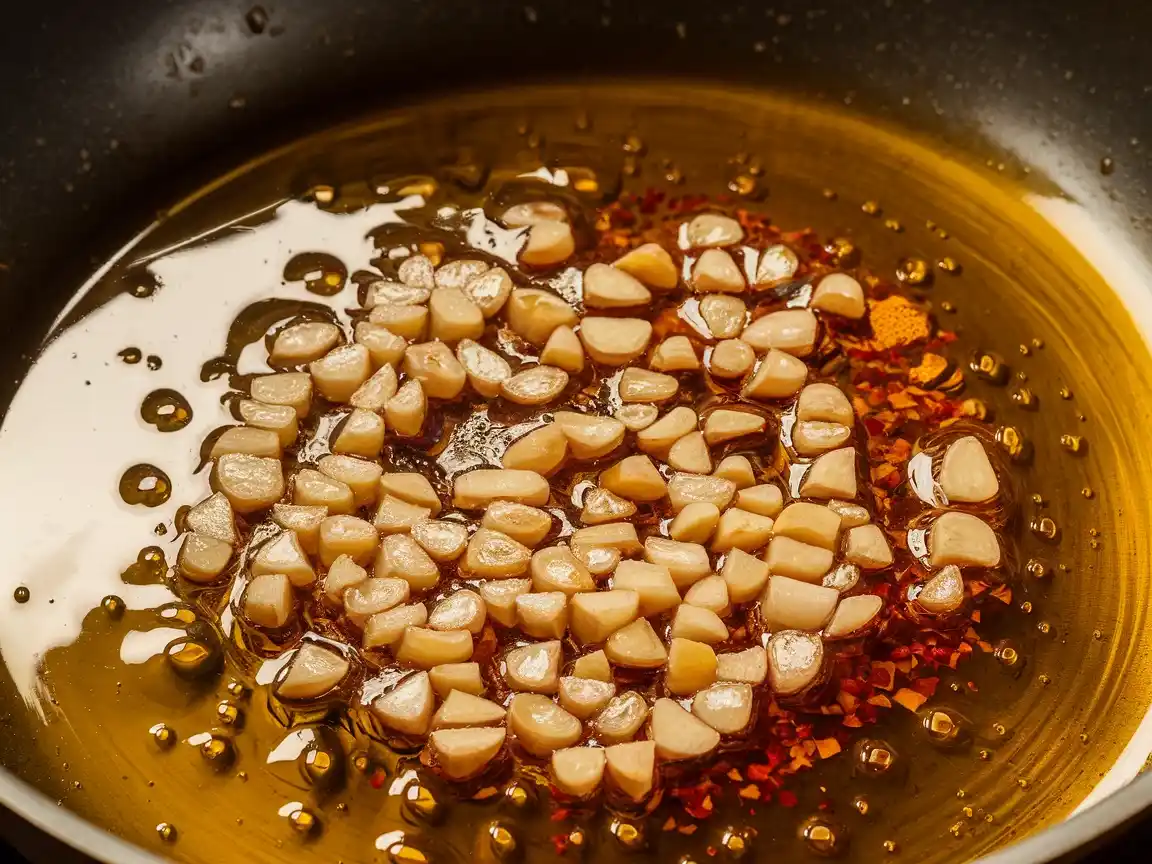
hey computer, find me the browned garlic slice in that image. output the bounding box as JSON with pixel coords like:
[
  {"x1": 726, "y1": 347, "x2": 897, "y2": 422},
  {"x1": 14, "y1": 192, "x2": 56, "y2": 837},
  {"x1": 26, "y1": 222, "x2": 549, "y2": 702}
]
[
  {"x1": 398, "y1": 254, "x2": 435, "y2": 291},
  {"x1": 410, "y1": 520, "x2": 468, "y2": 562},
  {"x1": 669, "y1": 501, "x2": 721, "y2": 544},
  {"x1": 636, "y1": 406, "x2": 699, "y2": 455},
  {"x1": 693, "y1": 249, "x2": 745, "y2": 293},
  {"x1": 481, "y1": 501, "x2": 553, "y2": 547},
  {"x1": 531, "y1": 546, "x2": 596, "y2": 594},
  {"x1": 456, "y1": 339, "x2": 512, "y2": 397},
  {"x1": 453, "y1": 469, "x2": 550, "y2": 509},
  {"x1": 403, "y1": 342, "x2": 467, "y2": 400},
  {"x1": 793, "y1": 421, "x2": 851, "y2": 456},
  {"x1": 354, "y1": 323, "x2": 407, "y2": 369},
  {"x1": 507, "y1": 693, "x2": 582, "y2": 756},
  {"x1": 373, "y1": 495, "x2": 432, "y2": 535},
  {"x1": 478, "y1": 578, "x2": 532, "y2": 627},
  {"x1": 272, "y1": 321, "x2": 342, "y2": 365},
  {"x1": 318, "y1": 515, "x2": 378, "y2": 567},
  {"x1": 666, "y1": 638, "x2": 718, "y2": 696},
  {"x1": 343, "y1": 577, "x2": 410, "y2": 628},
  {"x1": 571, "y1": 649, "x2": 613, "y2": 682},
  {"x1": 613, "y1": 560, "x2": 682, "y2": 617},
  {"x1": 462, "y1": 267, "x2": 513, "y2": 318},
  {"x1": 650, "y1": 335, "x2": 701, "y2": 372},
  {"x1": 428, "y1": 590, "x2": 487, "y2": 634},
  {"x1": 501, "y1": 365, "x2": 570, "y2": 406},
  {"x1": 323, "y1": 556, "x2": 367, "y2": 606},
  {"x1": 667, "y1": 431, "x2": 713, "y2": 474},
  {"x1": 370, "y1": 304, "x2": 428, "y2": 341},
  {"x1": 668, "y1": 473, "x2": 737, "y2": 513},
  {"x1": 773, "y1": 502, "x2": 842, "y2": 550},
  {"x1": 595, "y1": 692, "x2": 649, "y2": 743},
  {"x1": 333, "y1": 408, "x2": 385, "y2": 458},
  {"x1": 521, "y1": 221, "x2": 576, "y2": 266},
  {"x1": 763, "y1": 536, "x2": 834, "y2": 584},
  {"x1": 506, "y1": 288, "x2": 578, "y2": 345},
  {"x1": 311, "y1": 344, "x2": 372, "y2": 402},
  {"x1": 619, "y1": 367, "x2": 679, "y2": 403},
  {"x1": 239, "y1": 400, "x2": 299, "y2": 447},
  {"x1": 650, "y1": 698, "x2": 720, "y2": 760},
  {"x1": 318, "y1": 454, "x2": 383, "y2": 508},
  {"x1": 580, "y1": 487, "x2": 637, "y2": 525},
  {"x1": 429, "y1": 287, "x2": 484, "y2": 343},
  {"x1": 251, "y1": 372, "x2": 312, "y2": 418},
  {"x1": 742, "y1": 349, "x2": 808, "y2": 400},
  {"x1": 733, "y1": 483, "x2": 784, "y2": 518},
  {"x1": 917, "y1": 565, "x2": 965, "y2": 613},
  {"x1": 211, "y1": 426, "x2": 282, "y2": 460},
  {"x1": 709, "y1": 338, "x2": 755, "y2": 378},
  {"x1": 703, "y1": 409, "x2": 766, "y2": 446},
  {"x1": 800, "y1": 447, "x2": 858, "y2": 499},
  {"x1": 844, "y1": 524, "x2": 894, "y2": 569},
  {"x1": 683, "y1": 575, "x2": 731, "y2": 616},
  {"x1": 295, "y1": 468, "x2": 355, "y2": 515},
  {"x1": 713, "y1": 455, "x2": 756, "y2": 489},
  {"x1": 686, "y1": 213, "x2": 744, "y2": 248},
  {"x1": 699, "y1": 294, "x2": 747, "y2": 339},
  {"x1": 571, "y1": 523, "x2": 643, "y2": 555},
  {"x1": 367, "y1": 280, "x2": 431, "y2": 307},
  {"x1": 363, "y1": 603, "x2": 427, "y2": 649},
  {"x1": 272, "y1": 503, "x2": 326, "y2": 554},
  {"x1": 431, "y1": 690, "x2": 505, "y2": 729},
  {"x1": 600, "y1": 454, "x2": 667, "y2": 502},
  {"x1": 553, "y1": 411, "x2": 626, "y2": 459},
  {"x1": 711, "y1": 507, "x2": 775, "y2": 553},
  {"x1": 754, "y1": 244, "x2": 799, "y2": 284},
  {"x1": 797, "y1": 383, "x2": 854, "y2": 424},
  {"x1": 645, "y1": 537, "x2": 711, "y2": 589},
  {"x1": 502, "y1": 202, "x2": 568, "y2": 227},
  {"x1": 828, "y1": 499, "x2": 870, "y2": 527},
  {"x1": 186, "y1": 492, "x2": 237, "y2": 545},
  {"x1": 669, "y1": 604, "x2": 729, "y2": 644},
  {"x1": 243, "y1": 573, "x2": 294, "y2": 628},
  {"x1": 385, "y1": 380, "x2": 427, "y2": 437},
  {"x1": 515, "y1": 592, "x2": 569, "y2": 639}
]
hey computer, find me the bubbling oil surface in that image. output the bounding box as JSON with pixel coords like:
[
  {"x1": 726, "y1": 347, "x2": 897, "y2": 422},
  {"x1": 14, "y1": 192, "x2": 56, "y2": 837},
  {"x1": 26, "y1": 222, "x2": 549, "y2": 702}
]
[{"x1": 1, "y1": 84, "x2": 1151, "y2": 864}]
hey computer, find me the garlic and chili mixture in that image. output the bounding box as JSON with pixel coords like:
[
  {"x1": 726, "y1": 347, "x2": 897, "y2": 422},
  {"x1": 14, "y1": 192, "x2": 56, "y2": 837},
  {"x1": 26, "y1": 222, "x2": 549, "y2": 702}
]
[{"x1": 173, "y1": 185, "x2": 1016, "y2": 816}]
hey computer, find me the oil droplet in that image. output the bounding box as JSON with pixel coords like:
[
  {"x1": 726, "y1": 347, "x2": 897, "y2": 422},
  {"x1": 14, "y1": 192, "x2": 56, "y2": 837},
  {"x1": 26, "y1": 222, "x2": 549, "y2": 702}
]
[
  {"x1": 1032, "y1": 337, "x2": 1044, "y2": 348},
  {"x1": 1093, "y1": 629, "x2": 1105, "y2": 641},
  {"x1": 884, "y1": 219, "x2": 903, "y2": 233},
  {"x1": 390, "y1": 845, "x2": 428, "y2": 864},
  {"x1": 1038, "y1": 674, "x2": 1050, "y2": 686},
  {"x1": 304, "y1": 738, "x2": 344, "y2": 790},
  {"x1": 200, "y1": 735, "x2": 234, "y2": 770},
  {"x1": 146, "y1": 355, "x2": 162, "y2": 370},
  {"x1": 1059, "y1": 386, "x2": 1073, "y2": 399},
  {"x1": 664, "y1": 164, "x2": 685, "y2": 185},
  {"x1": 854, "y1": 739, "x2": 898, "y2": 776},
  {"x1": 622, "y1": 134, "x2": 646, "y2": 155},
  {"x1": 140, "y1": 389, "x2": 193, "y2": 432},
  {"x1": 283, "y1": 252, "x2": 348, "y2": 297},
  {"x1": 1060, "y1": 434, "x2": 1086, "y2": 455},
  {"x1": 216, "y1": 701, "x2": 242, "y2": 726},
  {"x1": 1020, "y1": 601, "x2": 1034, "y2": 614},
  {"x1": 568, "y1": 828, "x2": 585, "y2": 848},
  {"x1": 937, "y1": 257, "x2": 961, "y2": 274},
  {"x1": 488, "y1": 821, "x2": 518, "y2": 857},
  {"x1": 289, "y1": 808, "x2": 317, "y2": 834},
  {"x1": 503, "y1": 782, "x2": 533, "y2": 809},
  {"x1": 129, "y1": 271, "x2": 161, "y2": 299},
  {"x1": 311, "y1": 185, "x2": 336, "y2": 205},
  {"x1": 1018, "y1": 343, "x2": 1031, "y2": 357},
  {"x1": 13, "y1": 587, "x2": 29, "y2": 604},
  {"x1": 1038, "y1": 621, "x2": 1052, "y2": 635},
  {"x1": 978, "y1": 749, "x2": 992, "y2": 761},
  {"x1": 853, "y1": 796, "x2": 869, "y2": 816},
  {"x1": 882, "y1": 840, "x2": 898, "y2": 854},
  {"x1": 970, "y1": 351, "x2": 1009, "y2": 384},
  {"x1": 165, "y1": 630, "x2": 222, "y2": 680},
  {"x1": 728, "y1": 174, "x2": 761, "y2": 199},
  {"x1": 940, "y1": 301, "x2": 956, "y2": 313},
  {"x1": 994, "y1": 641, "x2": 1020, "y2": 668},
  {"x1": 404, "y1": 785, "x2": 441, "y2": 822},
  {"x1": 119, "y1": 464, "x2": 171, "y2": 507},
  {"x1": 958, "y1": 399, "x2": 988, "y2": 420},
  {"x1": 1030, "y1": 493, "x2": 1045, "y2": 506},
  {"x1": 1017, "y1": 778, "x2": 1030, "y2": 788},
  {"x1": 1030, "y1": 517, "x2": 1060, "y2": 542},
  {"x1": 150, "y1": 723, "x2": 176, "y2": 748},
  {"x1": 1010, "y1": 387, "x2": 1037, "y2": 409},
  {"x1": 995, "y1": 426, "x2": 1030, "y2": 463},
  {"x1": 822, "y1": 188, "x2": 838, "y2": 200},
  {"x1": 1080, "y1": 486, "x2": 1094, "y2": 500},
  {"x1": 896, "y1": 257, "x2": 932, "y2": 286},
  {"x1": 825, "y1": 237, "x2": 859, "y2": 267},
  {"x1": 1027, "y1": 558, "x2": 1050, "y2": 579},
  {"x1": 101, "y1": 594, "x2": 125, "y2": 618},
  {"x1": 992, "y1": 722, "x2": 1007, "y2": 737},
  {"x1": 861, "y1": 200, "x2": 881, "y2": 216},
  {"x1": 984, "y1": 814, "x2": 995, "y2": 824},
  {"x1": 923, "y1": 708, "x2": 970, "y2": 748},
  {"x1": 609, "y1": 818, "x2": 645, "y2": 851},
  {"x1": 119, "y1": 347, "x2": 142, "y2": 364},
  {"x1": 1101, "y1": 156, "x2": 1115, "y2": 175},
  {"x1": 799, "y1": 816, "x2": 846, "y2": 856},
  {"x1": 245, "y1": 5, "x2": 269, "y2": 34},
  {"x1": 622, "y1": 154, "x2": 641, "y2": 177},
  {"x1": 1080, "y1": 732, "x2": 1090, "y2": 743},
  {"x1": 721, "y1": 828, "x2": 749, "y2": 858},
  {"x1": 156, "y1": 822, "x2": 177, "y2": 842},
  {"x1": 949, "y1": 822, "x2": 965, "y2": 839},
  {"x1": 962, "y1": 806, "x2": 975, "y2": 818}
]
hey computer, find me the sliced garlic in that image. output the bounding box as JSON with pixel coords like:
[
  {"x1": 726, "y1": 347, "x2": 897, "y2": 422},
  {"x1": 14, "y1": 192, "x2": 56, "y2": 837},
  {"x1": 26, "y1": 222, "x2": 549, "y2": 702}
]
[
  {"x1": 595, "y1": 692, "x2": 650, "y2": 744},
  {"x1": 579, "y1": 317, "x2": 653, "y2": 366},
  {"x1": 521, "y1": 221, "x2": 576, "y2": 266},
  {"x1": 742, "y1": 349, "x2": 807, "y2": 400},
  {"x1": 558, "y1": 677, "x2": 616, "y2": 719},
  {"x1": 501, "y1": 365, "x2": 569, "y2": 405},
  {"x1": 844, "y1": 524, "x2": 894, "y2": 570},
  {"x1": 811, "y1": 273, "x2": 865, "y2": 319},
  {"x1": 367, "y1": 280, "x2": 431, "y2": 307},
  {"x1": 481, "y1": 501, "x2": 553, "y2": 547},
  {"x1": 430, "y1": 727, "x2": 506, "y2": 780},
  {"x1": 600, "y1": 454, "x2": 667, "y2": 502},
  {"x1": 278, "y1": 643, "x2": 349, "y2": 700},
  {"x1": 822, "y1": 562, "x2": 862, "y2": 593},
  {"x1": 636, "y1": 406, "x2": 698, "y2": 456},
  {"x1": 403, "y1": 341, "x2": 467, "y2": 400},
  {"x1": 686, "y1": 213, "x2": 744, "y2": 248},
  {"x1": 456, "y1": 339, "x2": 513, "y2": 398},
  {"x1": 572, "y1": 650, "x2": 613, "y2": 682},
  {"x1": 703, "y1": 409, "x2": 766, "y2": 446},
  {"x1": 504, "y1": 640, "x2": 563, "y2": 694},
  {"x1": 271, "y1": 503, "x2": 326, "y2": 554},
  {"x1": 502, "y1": 424, "x2": 569, "y2": 474},
  {"x1": 410, "y1": 520, "x2": 469, "y2": 562},
  {"x1": 720, "y1": 548, "x2": 771, "y2": 603},
  {"x1": 741, "y1": 309, "x2": 818, "y2": 356},
  {"x1": 354, "y1": 322, "x2": 407, "y2": 369},
  {"x1": 371, "y1": 671, "x2": 435, "y2": 737},
  {"x1": 605, "y1": 618, "x2": 667, "y2": 668},
  {"x1": 666, "y1": 638, "x2": 718, "y2": 696},
  {"x1": 612, "y1": 561, "x2": 682, "y2": 617},
  {"x1": 797, "y1": 383, "x2": 854, "y2": 424},
  {"x1": 669, "y1": 501, "x2": 721, "y2": 544},
  {"x1": 428, "y1": 590, "x2": 487, "y2": 634},
  {"x1": 251, "y1": 372, "x2": 312, "y2": 418},
  {"x1": 700, "y1": 294, "x2": 747, "y2": 339},
  {"x1": 453, "y1": 469, "x2": 551, "y2": 509},
  {"x1": 928, "y1": 512, "x2": 1000, "y2": 567},
  {"x1": 212, "y1": 453, "x2": 284, "y2": 514},
  {"x1": 294, "y1": 468, "x2": 354, "y2": 515},
  {"x1": 763, "y1": 536, "x2": 834, "y2": 584},
  {"x1": 570, "y1": 590, "x2": 641, "y2": 644},
  {"x1": 379, "y1": 473, "x2": 442, "y2": 515},
  {"x1": 711, "y1": 508, "x2": 775, "y2": 553},
  {"x1": 502, "y1": 202, "x2": 568, "y2": 227},
  {"x1": 709, "y1": 339, "x2": 755, "y2": 378},
  {"x1": 506, "y1": 288, "x2": 579, "y2": 345},
  {"x1": 478, "y1": 578, "x2": 532, "y2": 627},
  {"x1": 363, "y1": 603, "x2": 427, "y2": 649},
  {"x1": 793, "y1": 421, "x2": 851, "y2": 456},
  {"x1": 692, "y1": 683, "x2": 753, "y2": 735},
  {"x1": 619, "y1": 367, "x2": 679, "y2": 403},
  {"x1": 369, "y1": 304, "x2": 428, "y2": 341},
  {"x1": 515, "y1": 591, "x2": 569, "y2": 639},
  {"x1": 824, "y1": 594, "x2": 884, "y2": 639},
  {"x1": 211, "y1": 426, "x2": 282, "y2": 460},
  {"x1": 271, "y1": 321, "x2": 342, "y2": 365},
  {"x1": 773, "y1": 502, "x2": 842, "y2": 550},
  {"x1": 669, "y1": 604, "x2": 729, "y2": 644},
  {"x1": 333, "y1": 408, "x2": 386, "y2": 458},
  {"x1": 615, "y1": 242, "x2": 679, "y2": 289},
  {"x1": 350, "y1": 363, "x2": 400, "y2": 412},
  {"x1": 398, "y1": 254, "x2": 436, "y2": 291},
  {"x1": 178, "y1": 533, "x2": 233, "y2": 583},
  {"x1": 570, "y1": 523, "x2": 643, "y2": 555},
  {"x1": 531, "y1": 546, "x2": 596, "y2": 595},
  {"x1": 429, "y1": 662, "x2": 485, "y2": 698},
  {"x1": 536, "y1": 326, "x2": 586, "y2": 378},
  {"x1": 553, "y1": 411, "x2": 626, "y2": 459},
  {"x1": 243, "y1": 572, "x2": 294, "y2": 628},
  {"x1": 683, "y1": 575, "x2": 731, "y2": 616},
  {"x1": 373, "y1": 495, "x2": 432, "y2": 535},
  {"x1": 318, "y1": 515, "x2": 378, "y2": 567},
  {"x1": 186, "y1": 492, "x2": 237, "y2": 545},
  {"x1": 431, "y1": 690, "x2": 506, "y2": 729},
  {"x1": 766, "y1": 630, "x2": 824, "y2": 696},
  {"x1": 462, "y1": 267, "x2": 514, "y2": 318},
  {"x1": 716, "y1": 645, "x2": 768, "y2": 685},
  {"x1": 318, "y1": 454, "x2": 383, "y2": 508},
  {"x1": 311, "y1": 344, "x2": 372, "y2": 403},
  {"x1": 650, "y1": 335, "x2": 701, "y2": 372},
  {"x1": 429, "y1": 287, "x2": 485, "y2": 344},
  {"x1": 828, "y1": 499, "x2": 871, "y2": 527},
  {"x1": 650, "y1": 698, "x2": 720, "y2": 760},
  {"x1": 570, "y1": 544, "x2": 617, "y2": 578},
  {"x1": 604, "y1": 740, "x2": 656, "y2": 800},
  {"x1": 939, "y1": 435, "x2": 1000, "y2": 503},
  {"x1": 667, "y1": 473, "x2": 737, "y2": 513},
  {"x1": 584, "y1": 262, "x2": 652, "y2": 308},
  {"x1": 507, "y1": 693, "x2": 582, "y2": 756},
  {"x1": 343, "y1": 578, "x2": 410, "y2": 628},
  {"x1": 917, "y1": 565, "x2": 965, "y2": 613},
  {"x1": 644, "y1": 537, "x2": 711, "y2": 589},
  {"x1": 760, "y1": 575, "x2": 838, "y2": 631},
  {"x1": 693, "y1": 249, "x2": 745, "y2": 293},
  {"x1": 667, "y1": 431, "x2": 713, "y2": 474},
  {"x1": 396, "y1": 627, "x2": 473, "y2": 668},
  {"x1": 252, "y1": 531, "x2": 315, "y2": 587},
  {"x1": 435, "y1": 259, "x2": 491, "y2": 291},
  {"x1": 385, "y1": 380, "x2": 427, "y2": 437},
  {"x1": 238, "y1": 400, "x2": 299, "y2": 447},
  {"x1": 713, "y1": 455, "x2": 756, "y2": 489},
  {"x1": 755, "y1": 244, "x2": 800, "y2": 284},
  {"x1": 800, "y1": 447, "x2": 858, "y2": 500},
  {"x1": 580, "y1": 487, "x2": 637, "y2": 525},
  {"x1": 464, "y1": 528, "x2": 532, "y2": 579},
  {"x1": 551, "y1": 746, "x2": 607, "y2": 797}
]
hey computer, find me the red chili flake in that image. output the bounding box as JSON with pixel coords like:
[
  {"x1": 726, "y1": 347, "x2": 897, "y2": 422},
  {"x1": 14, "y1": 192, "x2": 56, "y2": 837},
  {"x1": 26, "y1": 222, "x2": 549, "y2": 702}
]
[
  {"x1": 706, "y1": 846, "x2": 718, "y2": 857},
  {"x1": 551, "y1": 834, "x2": 570, "y2": 856},
  {"x1": 369, "y1": 768, "x2": 387, "y2": 789},
  {"x1": 778, "y1": 790, "x2": 799, "y2": 808},
  {"x1": 912, "y1": 676, "x2": 940, "y2": 698},
  {"x1": 747, "y1": 763, "x2": 774, "y2": 782},
  {"x1": 551, "y1": 808, "x2": 571, "y2": 822}
]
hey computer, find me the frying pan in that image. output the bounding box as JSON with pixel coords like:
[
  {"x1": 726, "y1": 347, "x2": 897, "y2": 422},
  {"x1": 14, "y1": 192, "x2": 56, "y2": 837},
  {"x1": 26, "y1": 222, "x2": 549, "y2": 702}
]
[{"x1": 2, "y1": 0, "x2": 1152, "y2": 861}]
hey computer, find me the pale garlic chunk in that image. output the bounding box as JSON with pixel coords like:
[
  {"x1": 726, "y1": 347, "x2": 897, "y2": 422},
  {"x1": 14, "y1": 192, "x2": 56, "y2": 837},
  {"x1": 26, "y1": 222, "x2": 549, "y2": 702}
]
[
  {"x1": 668, "y1": 473, "x2": 737, "y2": 513},
  {"x1": 311, "y1": 344, "x2": 372, "y2": 403},
  {"x1": 531, "y1": 546, "x2": 596, "y2": 595},
  {"x1": 580, "y1": 487, "x2": 637, "y2": 525},
  {"x1": 844, "y1": 524, "x2": 894, "y2": 570},
  {"x1": 373, "y1": 495, "x2": 432, "y2": 535},
  {"x1": 584, "y1": 262, "x2": 651, "y2": 308},
  {"x1": 692, "y1": 683, "x2": 754, "y2": 735},
  {"x1": 367, "y1": 280, "x2": 431, "y2": 308},
  {"x1": 375, "y1": 534, "x2": 440, "y2": 590},
  {"x1": 709, "y1": 339, "x2": 755, "y2": 379},
  {"x1": 619, "y1": 367, "x2": 679, "y2": 403},
  {"x1": 755, "y1": 244, "x2": 800, "y2": 284},
  {"x1": 212, "y1": 453, "x2": 285, "y2": 514},
  {"x1": 540, "y1": 325, "x2": 586, "y2": 373},
  {"x1": 716, "y1": 645, "x2": 768, "y2": 685},
  {"x1": 683, "y1": 575, "x2": 731, "y2": 616},
  {"x1": 410, "y1": 520, "x2": 469, "y2": 562},
  {"x1": 502, "y1": 424, "x2": 569, "y2": 474},
  {"x1": 481, "y1": 501, "x2": 553, "y2": 547},
  {"x1": 917, "y1": 565, "x2": 965, "y2": 613},
  {"x1": 571, "y1": 522, "x2": 643, "y2": 555},
  {"x1": 429, "y1": 287, "x2": 485, "y2": 343},
  {"x1": 501, "y1": 365, "x2": 569, "y2": 405},
  {"x1": 811, "y1": 273, "x2": 866, "y2": 319},
  {"x1": 572, "y1": 649, "x2": 613, "y2": 682},
  {"x1": 253, "y1": 531, "x2": 315, "y2": 587},
  {"x1": 403, "y1": 342, "x2": 466, "y2": 400},
  {"x1": 272, "y1": 503, "x2": 327, "y2": 554},
  {"x1": 612, "y1": 560, "x2": 681, "y2": 617},
  {"x1": 211, "y1": 426, "x2": 282, "y2": 460},
  {"x1": 371, "y1": 671, "x2": 435, "y2": 737},
  {"x1": 456, "y1": 339, "x2": 512, "y2": 398},
  {"x1": 666, "y1": 638, "x2": 718, "y2": 696},
  {"x1": 434, "y1": 259, "x2": 490, "y2": 291},
  {"x1": 521, "y1": 221, "x2": 576, "y2": 266},
  {"x1": 797, "y1": 383, "x2": 854, "y2": 425},
  {"x1": 453, "y1": 469, "x2": 550, "y2": 509},
  {"x1": 928, "y1": 512, "x2": 1000, "y2": 567},
  {"x1": 605, "y1": 617, "x2": 667, "y2": 667},
  {"x1": 363, "y1": 603, "x2": 428, "y2": 649},
  {"x1": 398, "y1": 254, "x2": 436, "y2": 291},
  {"x1": 379, "y1": 473, "x2": 441, "y2": 515},
  {"x1": 243, "y1": 572, "x2": 294, "y2": 628},
  {"x1": 686, "y1": 213, "x2": 744, "y2": 248},
  {"x1": 507, "y1": 693, "x2": 582, "y2": 756},
  {"x1": 385, "y1": 380, "x2": 427, "y2": 437},
  {"x1": 515, "y1": 591, "x2": 569, "y2": 639},
  {"x1": 178, "y1": 533, "x2": 233, "y2": 583},
  {"x1": 766, "y1": 630, "x2": 824, "y2": 696},
  {"x1": 343, "y1": 578, "x2": 410, "y2": 628},
  {"x1": 251, "y1": 372, "x2": 312, "y2": 418},
  {"x1": 479, "y1": 579, "x2": 532, "y2": 627},
  {"x1": 239, "y1": 400, "x2": 299, "y2": 447},
  {"x1": 720, "y1": 548, "x2": 771, "y2": 603},
  {"x1": 551, "y1": 746, "x2": 607, "y2": 797},
  {"x1": 650, "y1": 698, "x2": 720, "y2": 760},
  {"x1": 595, "y1": 692, "x2": 650, "y2": 744},
  {"x1": 801, "y1": 447, "x2": 858, "y2": 500},
  {"x1": 558, "y1": 677, "x2": 616, "y2": 719},
  {"x1": 824, "y1": 594, "x2": 884, "y2": 639},
  {"x1": 396, "y1": 627, "x2": 473, "y2": 668},
  {"x1": 600, "y1": 454, "x2": 667, "y2": 502},
  {"x1": 319, "y1": 453, "x2": 383, "y2": 507},
  {"x1": 324, "y1": 557, "x2": 368, "y2": 603},
  {"x1": 350, "y1": 363, "x2": 401, "y2": 412},
  {"x1": 734, "y1": 484, "x2": 783, "y2": 518},
  {"x1": 760, "y1": 575, "x2": 839, "y2": 631},
  {"x1": 703, "y1": 409, "x2": 766, "y2": 446},
  {"x1": 369, "y1": 304, "x2": 428, "y2": 341},
  {"x1": 713, "y1": 455, "x2": 756, "y2": 489},
  {"x1": 636, "y1": 406, "x2": 698, "y2": 456},
  {"x1": 430, "y1": 727, "x2": 507, "y2": 779},
  {"x1": 553, "y1": 411, "x2": 626, "y2": 459},
  {"x1": 644, "y1": 537, "x2": 712, "y2": 589},
  {"x1": 605, "y1": 740, "x2": 656, "y2": 800},
  {"x1": 822, "y1": 562, "x2": 862, "y2": 593},
  {"x1": 667, "y1": 431, "x2": 713, "y2": 474},
  {"x1": 793, "y1": 421, "x2": 851, "y2": 456},
  {"x1": 742, "y1": 349, "x2": 807, "y2": 400},
  {"x1": 431, "y1": 690, "x2": 505, "y2": 729},
  {"x1": 763, "y1": 536, "x2": 834, "y2": 584},
  {"x1": 333, "y1": 408, "x2": 385, "y2": 458},
  {"x1": 579, "y1": 316, "x2": 653, "y2": 365},
  {"x1": 669, "y1": 604, "x2": 729, "y2": 644},
  {"x1": 464, "y1": 528, "x2": 532, "y2": 578},
  {"x1": 939, "y1": 435, "x2": 1000, "y2": 503},
  {"x1": 700, "y1": 294, "x2": 748, "y2": 339},
  {"x1": 692, "y1": 249, "x2": 745, "y2": 293},
  {"x1": 271, "y1": 321, "x2": 342, "y2": 365},
  {"x1": 828, "y1": 499, "x2": 871, "y2": 527},
  {"x1": 428, "y1": 590, "x2": 487, "y2": 634},
  {"x1": 462, "y1": 267, "x2": 514, "y2": 318},
  {"x1": 504, "y1": 640, "x2": 563, "y2": 693},
  {"x1": 570, "y1": 589, "x2": 641, "y2": 644},
  {"x1": 506, "y1": 288, "x2": 578, "y2": 345},
  {"x1": 295, "y1": 468, "x2": 354, "y2": 515},
  {"x1": 614, "y1": 242, "x2": 679, "y2": 290},
  {"x1": 711, "y1": 507, "x2": 775, "y2": 553},
  {"x1": 502, "y1": 201, "x2": 569, "y2": 227},
  {"x1": 186, "y1": 492, "x2": 237, "y2": 545},
  {"x1": 277, "y1": 643, "x2": 349, "y2": 701},
  {"x1": 773, "y1": 502, "x2": 842, "y2": 550},
  {"x1": 318, "y1": 515, "x2": 378, "y2": 567},
  {"x1": 429, "y1": 662, "x2": 485, "y2": 698},
  {"x1": 741, "y1": 309, "x2": 819, "y2": 356},
  {"x1": 353, "y1": 323, "x2": 407, "y2": 369},
  {"x1": 669, "y1": 501, "x2": 721, "y2": 544},
  {"x1": 650, "y1": 335, "x2": 700, "y2": 372}
]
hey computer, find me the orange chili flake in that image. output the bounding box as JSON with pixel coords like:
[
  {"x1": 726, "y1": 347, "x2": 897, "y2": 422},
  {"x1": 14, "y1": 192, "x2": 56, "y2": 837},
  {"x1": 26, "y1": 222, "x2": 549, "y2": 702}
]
[
  {"x1": 990, "y1": 584, "x2": 1013, "y2": 604},
  {"x1": 910, "y1": 353, "x2": 949, "y2": 386},
  {"x1": 472, "y1": 786, "x2": 500, "y2": 801},
  {"x1": 815, "y1": 738, "x2": 842, "y2": 759},
  {"x1": 870, "y1": 661, "x2": 896, "y2": 691},
  {"x1": 679, "y1": 825, "x2": 698, "y2": 836},
  {"x1": 663, "y1": 817, "x2": 678, "y2": 832},
  {"x1": 869, "y1": 295, "x2": 931, "y2": 348},
  {"x1": 738, "y1": 784, "x2": 762, "y2": 800},
  {"x1": 843, "y1": 715, "x2": 864, "y2": 728},
  {"x1": 727, "y1": 769, "x2": 743, "y2": 782},
  {"x1": 867, "y1": 694, "x2": 892, "y2": 708},
  {"x1": 888, "y1": 390, "x2": 918, "y2": 410},
  {"x1": 893, "y1": 688, "x2": 928, "y2": 712}
]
